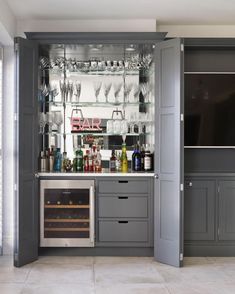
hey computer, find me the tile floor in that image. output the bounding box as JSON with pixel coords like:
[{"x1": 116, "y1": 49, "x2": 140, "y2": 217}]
[{"x1": 0, "y1": 256, "x2": 235, "y2": 293}]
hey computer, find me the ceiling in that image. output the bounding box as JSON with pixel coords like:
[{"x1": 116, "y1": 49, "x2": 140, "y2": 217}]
[{"x1": 4, "y1": 0, "x2": 235, "y2": 24}]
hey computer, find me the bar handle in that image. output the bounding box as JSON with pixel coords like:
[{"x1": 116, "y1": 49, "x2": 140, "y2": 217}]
[
  {"x1": 118, "y1": 196, "x2": 128, "y2": 199},
  {"x1": 118, "y1": 180, "x2": 128, "y2": 183},
  {"x1": 118, "y1": 221, "x2": 128, "y2": 224}
]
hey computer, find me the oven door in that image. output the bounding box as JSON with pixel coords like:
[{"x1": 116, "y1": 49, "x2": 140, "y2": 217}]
[{"x1": 40, "y1": 180, "x2": 95, "y2": 247}]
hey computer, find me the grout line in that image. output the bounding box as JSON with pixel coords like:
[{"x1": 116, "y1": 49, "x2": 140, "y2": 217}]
[{"x1": 93, "y1": 257, "x2": 97, "y2": 294}]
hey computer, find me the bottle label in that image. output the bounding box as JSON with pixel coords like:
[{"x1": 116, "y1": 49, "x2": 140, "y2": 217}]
[
  {"x1": 110, "y1": 160, "x2": 116, "y2": 171},
  {"x1": 144, "y1": 157, "x2": 151, "y2": 170}
]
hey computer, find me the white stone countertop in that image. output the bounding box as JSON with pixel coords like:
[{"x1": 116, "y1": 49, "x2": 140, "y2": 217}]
[{"x1": 38, "y1": 169, "x2": 154, "y2": 177}]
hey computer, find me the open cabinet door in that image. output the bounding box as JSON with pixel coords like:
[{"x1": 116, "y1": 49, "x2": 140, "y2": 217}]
[
  {"x1": 14, "y1": 37, "x2": 39, "y2": 267},
  {"x1": 154, "y1": 38, "x2": 184, "y2": 267}
]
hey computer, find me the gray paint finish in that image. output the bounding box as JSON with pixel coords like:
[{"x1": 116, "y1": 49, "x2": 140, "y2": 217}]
[
  {"x1": 155, "y1": 38, "x2": 184, "y2": 267},
  {"x1": 219, "y1": 181, "x2": 235, "y2": 241},
  {"x1": 184, "y1": 179, "x2": 215, "y2": 241},
  {"x1": 14, "y1": 37, "x2": 38, "y2": 267}
]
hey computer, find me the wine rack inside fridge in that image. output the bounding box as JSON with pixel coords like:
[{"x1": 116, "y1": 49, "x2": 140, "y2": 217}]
[{"x1": 40, "y1": 180, "x2": 95, "y2": 247}]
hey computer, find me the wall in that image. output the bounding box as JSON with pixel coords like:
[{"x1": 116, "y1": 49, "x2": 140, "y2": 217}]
[{"x1": 0, "y1": 0, "x2": 15, "y2": 45}]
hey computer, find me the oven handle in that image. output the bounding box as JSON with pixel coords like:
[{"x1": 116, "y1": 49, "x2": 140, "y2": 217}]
[{"x1": 89, "y1": 185, "x2": 95, "y2": 246}]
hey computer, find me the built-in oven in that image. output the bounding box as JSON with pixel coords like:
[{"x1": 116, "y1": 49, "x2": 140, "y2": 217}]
[{"x1": 40, "y1": 180, "x2": 95, "y2": 247}]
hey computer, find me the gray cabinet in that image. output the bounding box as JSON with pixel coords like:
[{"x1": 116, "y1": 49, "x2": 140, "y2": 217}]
[
  {"x1": 184, "y1": 178, "x2": 215, "y2": 241},
  {"x1": 97, "y1": 177, "x2": 153, "y2": 247},
  {"x1": 218, "y1": 181, "x2": 235, "y2": 241}
]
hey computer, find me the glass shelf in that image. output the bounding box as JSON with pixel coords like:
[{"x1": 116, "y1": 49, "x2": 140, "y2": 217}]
[
  {"x1": 40, "y1": 132, "x2": 148, "y2": 136},
  {"x1": 40, "y1": 101, "x2": 152, "y2": 107}
]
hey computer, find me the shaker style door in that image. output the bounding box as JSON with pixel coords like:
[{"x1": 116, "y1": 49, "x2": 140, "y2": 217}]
[
  {"x1": 154, "y1": 38, "x2": 184, "y2": 267},
  {"x1": 14, "y1": 37, "x2": 39, "y2": 267}
]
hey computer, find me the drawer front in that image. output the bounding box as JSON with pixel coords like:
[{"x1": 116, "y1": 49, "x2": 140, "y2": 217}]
[
  {"x1": 98, "y1": 180, "x2": 148, "y2": 194},
  {"x1": 99, "y1": 220, "x2": 148, "y2": 242},
  {"x1": 99, "y1": 196, "x2": 148, "y2": 218}
]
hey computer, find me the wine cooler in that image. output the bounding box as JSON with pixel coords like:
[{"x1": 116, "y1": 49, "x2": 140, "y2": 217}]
[{"x1": 40, "y1": 180, "x2": 95, "y2": 247}]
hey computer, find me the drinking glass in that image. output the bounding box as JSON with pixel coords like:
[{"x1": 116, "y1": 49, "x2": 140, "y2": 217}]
[
  {"x1": 46, "y1": 112, "x2": 54, "y2": 133},
  {"x1": 113, "y1": 82, "x2": 123, "y2": 104},
  {"x1": 106, "y1": 120, "x2": 114, "y2": 134},
  {"x1": 53, "y1": 111, "x2": 63, "y2": 133},
  {"x1": 120, "y1": 120, "x2": 128, "y2": 135},
  {"x1": 133, "y1": 84, "x2": 140, "y2": 103},
  {"x1": 124, "y1": 83, "x2": 133, "y2": 103},
  {"x1": 140, "y1": 82, "x2": 150, "y2": 103},
  {"x1": 113, "y1": 120, "x2": 121, "y2": 134},
  {"x1": 93, "y1": 81, "x2": 102, "y2": 103},
  {"x1": 39, "y1": 112, "x2": 46, "y2": 133},
  {"x1": 103, "y1": 82, "x2": 112, "y2": 103},
  {"x1": 73, "y1": 81, "x2": 81, "y2": 103}
]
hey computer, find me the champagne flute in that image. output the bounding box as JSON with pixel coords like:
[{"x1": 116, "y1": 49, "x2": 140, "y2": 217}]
[
  {"x1": 103, "y1": 82, "x2": 112, "y2": 103},
  {"x1": 93, "y1": 81, "x2": 102, "y2": 103},
  {"x1": 113, "y1": 82, "x2": 123, "y2": 104},
  {"x1": 38, "y1": 112, "x2": 46, "y2": 133}
]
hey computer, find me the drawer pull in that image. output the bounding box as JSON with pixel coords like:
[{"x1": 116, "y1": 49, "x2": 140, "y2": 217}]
[
  {"x1": 118, "y1": 221, "x2": 128, "y2": 224},
  {"x1": 118, "y1": 196, "x2": 128, "y2": 199},
  {"x1": 118, "y1": 180, "x2": 128, "y2": 183}
]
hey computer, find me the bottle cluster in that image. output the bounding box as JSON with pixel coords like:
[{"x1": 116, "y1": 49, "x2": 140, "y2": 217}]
[
  {"x1": 109, "y1": 143, "x2": 128, "y2": 172},
  {"x1": 132, "y1": 143, "x2": 153, "y2": 172},
  {"x1": 39, "y1": 145, "x2": 102, "y2": 172}
]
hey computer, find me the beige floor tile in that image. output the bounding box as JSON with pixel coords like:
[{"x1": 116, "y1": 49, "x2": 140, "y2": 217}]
[
  {"x1": 35, "y1": 256, "x2": 94, "y2": 266},
  {"x1": 21, "y1": 283, "x2": 95, "y2": 294},
  {"x1": 94, "y1": 256, "x2": 154, "y2": 265},
  {"x1": 166, "y1": 282, "x2": 235, "y2": 294},
  {"x1": 0, "y1": 261, "x2": 32, "y2": 284},
  {"x1": 26, "y1": 263, "x2": 93, "y2": 285},
  {"x1": 96, "y1": 284, "x2": 170, "y2": 294},
  {"x1": 0, "y1": 283, "x2": 24, "y2": 294},
  {"x1": 94, "y1": 262, "x2": 164, "y2": 285}
]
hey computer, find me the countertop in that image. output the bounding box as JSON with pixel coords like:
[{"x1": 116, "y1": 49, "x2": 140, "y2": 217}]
[{"x1": 38, "y1": 169, "x2": 154, "y2": 177}]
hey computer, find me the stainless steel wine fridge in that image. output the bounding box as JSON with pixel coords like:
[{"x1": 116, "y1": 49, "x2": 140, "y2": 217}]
[{"x1": 40, "y1": 180, "x2": 95, "y2": 247}]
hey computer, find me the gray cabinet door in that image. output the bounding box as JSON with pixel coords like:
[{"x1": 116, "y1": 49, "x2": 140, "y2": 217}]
[
  {"x1": 184, "y1": 179, "x2": 215, "y2": 241},
  {"x1": 219, "y1": 181, "x2": 235, "y2": 241},
  {"x1": 14, "y1": 37, "x2": 39, "y2": 267},
  {"x1": 154, "y1": 38, "x2": 184, "y2": 267}
]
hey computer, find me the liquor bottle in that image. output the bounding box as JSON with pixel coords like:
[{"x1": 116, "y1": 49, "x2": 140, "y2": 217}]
[
  {"x1": 144, "y1": 144, "x2": 152, "y2": 171},
  {"x1": 109, "y1": 149, "x2": 116, "y2": 172},
  {"x1": 116, "y1": 151, "x2": 121, "y2": 172},
  {"x1": 84, "y1": 150, "x2": 90, "y2": 172},
  {"x1": 62, "y1": 152, "x2": 67, "y2": 172},
  {"x1": 95, "y1": 146, "x2": 102, "y2": 172},
  {"x1": 54, "y1": 148, "x2": 62, "y2": 171},
  {"x1": 132, "y1": 143, "x2": 141, "y2": 171},
  {"x1": 49, "y1": 147, "x2": 54, "y2": 172},
  {"x1": 76, "y1": 146, "x2": 83, "y2": 172},
  {"x1": 88, "y1": 148, "x2": 94, "y2": 172},
  {"x1": 121, "y1": 143, "x2": 128, "y2": 172},
  {"x1": 140, "y1": 144, "x2": 145, "y2": 171},
  {"x1": 39, "y1": 151, "x2": 47, "y2": 172}
]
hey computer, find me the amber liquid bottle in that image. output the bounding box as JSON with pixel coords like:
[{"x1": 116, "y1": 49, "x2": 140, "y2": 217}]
[{"x1": 121, "y1": 143, "x2": 128, "y2": 172}]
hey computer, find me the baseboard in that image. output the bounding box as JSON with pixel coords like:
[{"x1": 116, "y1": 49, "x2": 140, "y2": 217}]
[
  {"x1": 39, "y1": 247, "x2": 154, "y2": 257},
  {"x1": 184, "y1": 244, "x2": 235, "y2": 256}
]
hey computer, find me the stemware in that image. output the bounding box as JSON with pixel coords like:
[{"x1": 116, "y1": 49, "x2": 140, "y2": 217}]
[
  {"x1": 113, "y1": 82, "x2": 123, "y2": 104},
  {"x1": 133, "y1": 84, "x2": 140, "y2": 103},
  {"x1": 124, "y1": 82, "x2": 133, "y2": 103},
  {"x1": 140, "y1": 82, "x2": 150, "y2": 103},
  {"x1": 93, "y1": 81, "x2": 102, "y2": 103},
  {"x1": 46, "y1": 112, "x2": 54, "y2": 133},
  {"x1": 59, "y1": 80, "x2": 66, "y2": 102},
  {"x1": 67, "y1": 81, "x2": 74, "y2": 103},
  {"x1": 38, "y1": 112, "x2": 46, "y2": 133},
  {"x1": 53, "y1": 111, "x2": 63, "y2": 133},
  {"x1": 103, "y1": 82, "x2": 112, "y2": 103},
  {"x1": 73, "y1": 81, "x2": 81, "y2": 103}
]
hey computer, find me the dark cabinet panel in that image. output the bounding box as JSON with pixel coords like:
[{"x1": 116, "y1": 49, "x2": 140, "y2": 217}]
[
  {"x1": 219, "y1": 181, "x2": 235, "y2": 241},
  {"x1": 184, "y1": 179, "x2": 215, "y2": 241}
]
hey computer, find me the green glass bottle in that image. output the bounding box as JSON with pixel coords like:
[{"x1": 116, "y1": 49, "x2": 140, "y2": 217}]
[
  {"x1": 76, "y1": 146, "x2": 83, "y2": 172},
  {"x1": 121, "y1": 143, "x2": 128, "y2": 173}
]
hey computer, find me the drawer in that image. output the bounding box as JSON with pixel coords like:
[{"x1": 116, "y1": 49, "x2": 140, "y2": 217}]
[
  {"x1": 99, "y1": 196, "x2": 148, "y2": 218},
  {"x1": 98, "y1": 179, "x2": 148, "y2": 194},
  {"x1": 99, "y1": 220, "x2": 148, "y2": 242}
]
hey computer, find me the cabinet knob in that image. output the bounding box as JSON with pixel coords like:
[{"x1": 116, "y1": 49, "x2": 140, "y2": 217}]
[
  {"x1": 187, "y1": 182, "x2": 193, "y2": 187},
  {"x1": 154, "y1": 174, "x2": 159, "y2": 179}
]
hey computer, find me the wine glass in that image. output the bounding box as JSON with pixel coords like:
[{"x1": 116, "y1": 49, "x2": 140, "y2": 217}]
[
  {"x1": 53, "y1": 111, "x2": 63, "y2": 133},
  {"x1": 93, "y1": 81, "x2": 102, "y2": 103},
  {"x1": 38, "y1": 112, "x2": 46, "y2": 133},
  {"x1": 46, "y1": 112, "x2": 54, "y2": 133},
  {"x1": 74, "y1": 81, "x2": 81, "y2": 103},
  {"x1": 113, "y1": 82, "x2": 123, "y2": 104},
  {"x1": 103, "y1": 82, "x2": 112, "y2": 103},
  {"x1": 133, "y1": 84, "x2": 140, "y2": 103},
  {"x1": 140, "y1": 82, "x2": 150, "y2": 103},
  {"x1": 124, "y1": 82, "x2": 133, "y2": 103}
]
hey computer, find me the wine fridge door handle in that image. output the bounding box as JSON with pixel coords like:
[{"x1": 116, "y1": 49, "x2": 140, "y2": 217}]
[{"x1": 89, "y1": 185, "x2": 95, "y2": 246}]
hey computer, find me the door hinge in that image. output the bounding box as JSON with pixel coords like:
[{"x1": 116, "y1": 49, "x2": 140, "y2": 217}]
[
  {"x1": 217, "y1": 186, "x2": 220, "y2": 194},
  {"x1": 14, "y1": 43, "x2": 19, "y2": 52},
  {"x1": 181, "y1": 44, "x2": 184, "y2": 52},
  {"x1": 180, "y1": 253, "x2": 184, "y2": 261},
  {"x1": 14, "y1": 183, "x2": 17, "y2": 192},
  {"x1": 218, "y1": 228, "x2": 220, "y2": 236},
  {"x1": 14, "y1": 253, "x2": 18, "y2": 262},
  {"x1": 180, "y1": 183, "x2": 184, "y2": 192},
  {"x1": 180, "y1": 113, "x2": 184, "y2": 122},
  {"x1": 14, "y1": 113, "x2": 18, "y2": 121}
]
